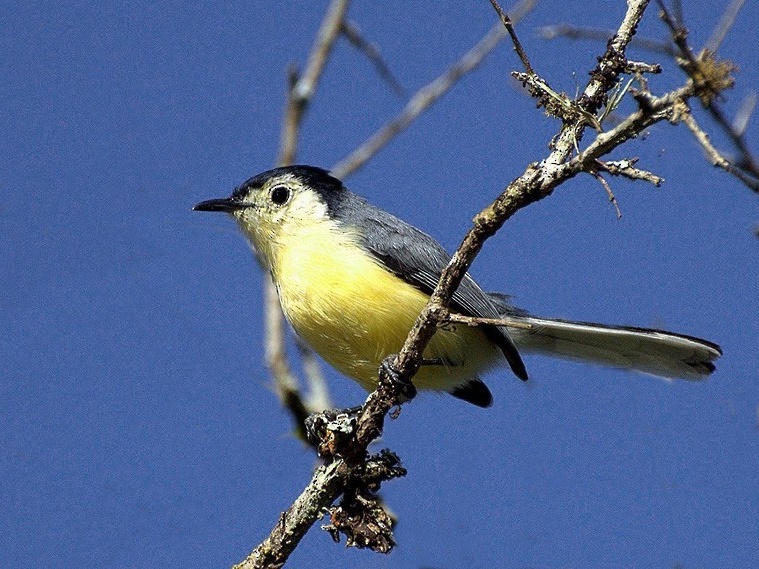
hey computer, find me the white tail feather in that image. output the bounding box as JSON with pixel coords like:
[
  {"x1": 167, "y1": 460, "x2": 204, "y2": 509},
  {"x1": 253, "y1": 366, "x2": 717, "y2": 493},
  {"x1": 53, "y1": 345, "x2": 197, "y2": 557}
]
[{"x1": 508, "y1": 316, "x2": 721, "y2": 380}]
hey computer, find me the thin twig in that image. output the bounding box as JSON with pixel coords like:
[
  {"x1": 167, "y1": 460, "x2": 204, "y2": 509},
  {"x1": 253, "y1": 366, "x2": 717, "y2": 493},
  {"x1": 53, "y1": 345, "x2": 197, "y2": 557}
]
[
  {"x1": 444, "y1": 312, "x2": 534, "y2": 330},
  {"x1": 597, "y1": 158, "x2": 664, "y2": 186},
  {"x1": 295, "y1": 337, "x2": 333, "y2": 412},
  {"x1": 679, "y1": 105, "x2": 759, "y2": 190},
  {"x1": 658, "y1": 0, "x2": 759, "y2": 192},
  {"x1": 733, "y1": 92, "x2": 757, "y2": 137},
  {"x1": 671, "y1": 0, "x2": 684, "y2": 28},
  {"x1": 678, "y1": 104, "x2": 730, "y2": 167},
  {"x1": 703, "y1": 102, "x2": 759, "y2": 192},
  {"x1": 341, "y1": 20, "x2": 405, "y2": 96},
  {"x1": 488, "y1": 0, "x2": 534, "y2": 74},
  {"x1": 278, "y1": 0, "x2": 351, "y2": 165},
  {"x1": 625, "y1": 60, "x2": 662, "y2": 75},
  {"x1": 590, "y1": 169, "x2": 623, "y2": 219},
  {"x1": 264, "y1": 281, "x2": 307, "y2": 429},
  {"x1": 656, "y1": 1, "x2": 697, "y2": 68}
]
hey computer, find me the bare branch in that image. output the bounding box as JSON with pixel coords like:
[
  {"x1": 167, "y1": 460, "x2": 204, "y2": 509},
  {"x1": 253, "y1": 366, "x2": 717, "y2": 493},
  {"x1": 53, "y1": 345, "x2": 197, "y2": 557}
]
[
  {"x1": 590, "y1": 169, "x2": 623, "y2": 219},
  {"x1": 657, "y1": 0, "x2": 759, "y2": 192},
  {"x1": 733, "y1": 92, "x2": 757, "y2": 137},
  {"x1": 703, "y1": 102, "x2": 759, "y2": 192},
  {"x1": 571, "y1": 85, "x2": 694, "y2": 166},
  {"x1": 679, "y1": 105, "x2": 759, "y2": 191},
  {"x1": 278, "y1": 0, "x2": 351, "y2": 165},
  {"x1": 597, "y1": 158, "x2": 664, "y2": 186},
  {"x1": 624, "y1": 60, "x2": 662, "y2": 75},
  {"x1": 332, "y1": 0, "x2": 537, "y2": 179},
  {"x1": 492, "y1": 0, "x2": 604, "y2": 128},
  {"x1": 331, "y1": 22, "x2": 506, "y2": 179},
  {"x1": 488, "y1": 0, "x2": 534, "y2": 74},
  {"x1": 544, "y1": 1, "x2": 758, "y2": 194},
  {"x1": 512, "y1": 70, "x2": 604, "y2": 129},
  {"x1": 233, "y1": 460, "x2": 352, "y2": 569},
  {"x1": 444, "y1": 311, "x2": 534, "y2": 330},
  {"x1": 671, "y1": 0, "x2": 684, "y2": 28},
  {"x1": 388, "y1": 0, "x2": 654, "y2": 393},
  {"x1": 295, "y1": 338, "x2": 333, "y2": 413},
  {"x1": 264, "y1": 280, "x2": 311, "y2": 439}
]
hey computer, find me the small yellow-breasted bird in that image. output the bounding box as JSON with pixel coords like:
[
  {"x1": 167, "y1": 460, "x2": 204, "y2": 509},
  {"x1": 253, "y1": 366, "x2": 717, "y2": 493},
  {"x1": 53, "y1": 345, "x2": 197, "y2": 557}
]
[{"x1": 194, "y1": 165, "x2": 721, "y2": 407}]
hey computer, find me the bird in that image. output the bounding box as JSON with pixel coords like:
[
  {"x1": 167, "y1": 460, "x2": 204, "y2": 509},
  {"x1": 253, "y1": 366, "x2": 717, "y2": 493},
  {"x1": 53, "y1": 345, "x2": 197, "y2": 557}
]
[{"x1": 194, "y1": 165, "x2": 721, "y2": 407}]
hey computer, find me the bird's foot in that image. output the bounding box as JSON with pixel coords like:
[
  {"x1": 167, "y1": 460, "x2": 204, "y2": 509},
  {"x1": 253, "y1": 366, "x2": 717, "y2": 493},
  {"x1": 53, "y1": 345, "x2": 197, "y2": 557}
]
[{"x1": 380, "y1": 356, "x2": 417, "y2": 402}]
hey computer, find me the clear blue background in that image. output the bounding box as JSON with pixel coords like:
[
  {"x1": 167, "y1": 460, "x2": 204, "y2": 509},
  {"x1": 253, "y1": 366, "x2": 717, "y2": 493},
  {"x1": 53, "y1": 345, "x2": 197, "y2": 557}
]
[{"x1": 2, "y1": 2, "x2": 757, "y2": 568}]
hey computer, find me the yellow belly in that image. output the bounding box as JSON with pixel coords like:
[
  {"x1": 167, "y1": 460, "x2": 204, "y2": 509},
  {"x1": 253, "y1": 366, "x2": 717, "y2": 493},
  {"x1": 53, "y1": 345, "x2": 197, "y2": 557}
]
[{"x1": 271, "y1": 222, "x2": 500, "y2": 392}]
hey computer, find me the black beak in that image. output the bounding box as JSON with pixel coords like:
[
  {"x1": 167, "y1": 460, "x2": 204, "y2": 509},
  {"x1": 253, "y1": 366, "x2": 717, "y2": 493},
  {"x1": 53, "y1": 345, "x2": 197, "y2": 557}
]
[{"x1": 193, "y1": 197, "x2": 246, "y2": 212}]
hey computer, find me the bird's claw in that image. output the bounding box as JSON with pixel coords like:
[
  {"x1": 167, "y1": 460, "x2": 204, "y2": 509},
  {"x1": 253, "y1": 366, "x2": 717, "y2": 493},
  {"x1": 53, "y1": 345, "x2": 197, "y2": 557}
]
[{"x1": 380, "y1": 356, "x2": 417, "y2": 401}]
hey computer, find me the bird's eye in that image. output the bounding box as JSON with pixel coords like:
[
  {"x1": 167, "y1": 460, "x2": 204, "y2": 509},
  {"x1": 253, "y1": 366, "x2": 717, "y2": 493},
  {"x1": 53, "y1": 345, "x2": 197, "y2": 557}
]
[{"x1": 270, "y1": 185, "x2": 291, "y2": 206}]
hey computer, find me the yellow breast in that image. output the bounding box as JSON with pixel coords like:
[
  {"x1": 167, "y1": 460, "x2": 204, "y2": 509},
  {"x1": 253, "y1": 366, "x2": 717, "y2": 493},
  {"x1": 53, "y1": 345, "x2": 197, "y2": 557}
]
[{"x1": 270, "y1": 219, "x2": 500, "y2": 392}]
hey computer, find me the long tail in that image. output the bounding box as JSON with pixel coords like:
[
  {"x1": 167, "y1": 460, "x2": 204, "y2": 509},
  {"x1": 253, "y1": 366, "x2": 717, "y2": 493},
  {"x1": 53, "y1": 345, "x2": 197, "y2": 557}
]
[{"x1": 505, "y1": 315, "x2": 722, "y2": 380}]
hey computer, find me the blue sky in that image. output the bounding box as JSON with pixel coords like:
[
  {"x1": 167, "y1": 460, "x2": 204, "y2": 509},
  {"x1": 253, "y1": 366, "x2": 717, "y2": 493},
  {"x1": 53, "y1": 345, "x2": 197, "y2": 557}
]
[{"x1": 2, "y1": 2, "x2": 758, "y2": 568}]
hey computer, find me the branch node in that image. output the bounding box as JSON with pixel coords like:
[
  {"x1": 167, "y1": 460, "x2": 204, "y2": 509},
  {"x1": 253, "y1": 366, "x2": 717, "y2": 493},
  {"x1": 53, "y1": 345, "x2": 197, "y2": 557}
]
[
  {"x1": 658, "y1": 0, "x2": 737, "y2": 106},
  {"x1": 512, "y1": 71, "x2": 603, "y2": 130},
  {"x1": 596, "y1": 157, "x2": 664, "y2": 186}
]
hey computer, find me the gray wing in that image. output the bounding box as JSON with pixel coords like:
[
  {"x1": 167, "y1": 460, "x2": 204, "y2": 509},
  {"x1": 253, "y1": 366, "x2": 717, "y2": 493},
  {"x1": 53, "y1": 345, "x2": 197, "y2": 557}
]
[{"x1": 335, "y1": 192, "x2": 527, "y2": 381}]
